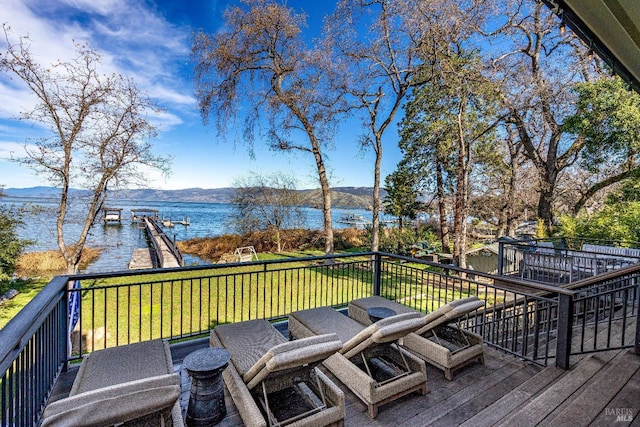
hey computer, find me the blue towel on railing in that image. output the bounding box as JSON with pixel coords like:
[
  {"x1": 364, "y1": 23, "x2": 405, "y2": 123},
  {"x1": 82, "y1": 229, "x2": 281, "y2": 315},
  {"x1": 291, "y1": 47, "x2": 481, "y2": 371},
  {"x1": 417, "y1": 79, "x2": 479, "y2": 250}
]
[{"x1": 67, "y1": 280, "x2": 80, "y2": 356}]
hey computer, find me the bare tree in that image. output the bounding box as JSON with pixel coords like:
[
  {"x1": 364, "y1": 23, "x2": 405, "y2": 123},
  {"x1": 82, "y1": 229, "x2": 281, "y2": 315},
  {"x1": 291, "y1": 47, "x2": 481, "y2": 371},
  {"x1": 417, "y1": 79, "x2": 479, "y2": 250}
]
[
  {"x1": 1, "y1": 28, "x2": 170, "y2": 274},
  {"x1": 324, "y1": 0, "x2": 487, "y2": 253},
  {"x1": 488, "y1": 1, "x2": 605, "y2": 232},
  {"x1": 231, "y1": 172, "x2": 305, "y2": 253},
  {"x1": 192, "y1": 0, "x2": 343, "y2": 255},
  {"x1": 471, "y1": 126, "x2": 534, "y2": 237}
]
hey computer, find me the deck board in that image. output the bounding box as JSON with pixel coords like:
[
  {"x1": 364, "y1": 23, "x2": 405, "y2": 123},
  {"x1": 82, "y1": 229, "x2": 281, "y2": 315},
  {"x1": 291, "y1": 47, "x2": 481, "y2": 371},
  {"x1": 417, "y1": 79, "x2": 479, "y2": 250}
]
[
  {"x1": 398, "y1": 355, "x2": 531, "y2": 426},
  {"x1": 544, "y1": 350, "x2": 640, "y2": 426},
  {"x1": 460, "y1": 362, "x2": 565, "y2": 427},
  {"x1": 495, "y1": 351, "x2": 619, "y2": 427},
  {"x1": 428, "y1": 364, "x2": 542, "y2": 427},
  {"x1": 607, "y1": 365, "x2": 640, "y2": 425}
]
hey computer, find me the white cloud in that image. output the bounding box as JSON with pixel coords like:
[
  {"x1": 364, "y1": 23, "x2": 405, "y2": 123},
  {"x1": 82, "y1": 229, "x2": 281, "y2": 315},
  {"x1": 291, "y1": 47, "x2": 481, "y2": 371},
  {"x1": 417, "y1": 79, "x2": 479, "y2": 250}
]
[
  {"x1": 0, "y1": 82, "x2": 36, "y2": 119},
  {"x1": 150, "y1": 109, "x2": 184, "y2": 132},
  {"x1": 2, "y1": 0, "x2": 193, "y2": 118},
  {"x1": 0, "y1": 141, "x2": 31, "y2": 160},
  {"x1": 149, "y1": 85, "x2": 196, "y2": 106}
]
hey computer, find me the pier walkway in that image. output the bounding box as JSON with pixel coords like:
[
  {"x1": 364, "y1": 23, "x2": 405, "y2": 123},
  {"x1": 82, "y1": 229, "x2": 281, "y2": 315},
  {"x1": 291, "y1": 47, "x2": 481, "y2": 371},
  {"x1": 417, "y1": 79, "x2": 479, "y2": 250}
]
[{"x1": 129, "y1": 217, "x2": 183, "y2": 269}]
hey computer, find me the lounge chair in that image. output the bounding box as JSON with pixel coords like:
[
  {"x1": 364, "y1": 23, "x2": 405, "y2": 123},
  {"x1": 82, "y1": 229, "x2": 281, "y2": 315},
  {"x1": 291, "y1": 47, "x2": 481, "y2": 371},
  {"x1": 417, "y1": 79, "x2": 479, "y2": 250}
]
[
  {"x1": 41, "y1": 339, "x2": 183, "y2": 426},
  {"x1": 288, "y1": 308, "x2": 428, "y2": 418},
  {"x1": 349, "y1": 296, "x2": 485, "y2": 380},
  {"x1": 210, "y1": 319, "x2": 345, "y2": 427}
]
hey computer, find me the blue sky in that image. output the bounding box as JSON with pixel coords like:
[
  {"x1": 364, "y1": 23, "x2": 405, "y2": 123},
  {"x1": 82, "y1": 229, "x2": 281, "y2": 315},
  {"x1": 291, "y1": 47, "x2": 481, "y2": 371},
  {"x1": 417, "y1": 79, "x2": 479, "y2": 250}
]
[{"x1": 0, "y1": 0, "x2": 403, "y2": 190}]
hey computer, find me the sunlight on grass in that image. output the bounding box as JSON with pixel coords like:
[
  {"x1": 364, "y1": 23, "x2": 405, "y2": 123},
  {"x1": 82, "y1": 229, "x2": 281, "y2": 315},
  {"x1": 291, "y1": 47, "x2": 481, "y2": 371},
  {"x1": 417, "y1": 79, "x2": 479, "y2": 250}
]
[{"x1": 0, "y1": 279, "x2": 48, "y2": 329}]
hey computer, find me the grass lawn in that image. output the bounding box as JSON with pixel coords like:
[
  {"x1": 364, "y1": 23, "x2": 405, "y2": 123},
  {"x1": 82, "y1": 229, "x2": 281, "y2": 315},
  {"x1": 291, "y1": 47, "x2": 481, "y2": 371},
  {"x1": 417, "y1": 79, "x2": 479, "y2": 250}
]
[
  {"x1": 73, "y1": 252, "x2": 380, "y2": 351},
  {"x1": 74, "y1": 255, "x2": 487, "y2": 353},
  {"x1": 0, "y1": 279, "x2": 49, "y2": 329}
]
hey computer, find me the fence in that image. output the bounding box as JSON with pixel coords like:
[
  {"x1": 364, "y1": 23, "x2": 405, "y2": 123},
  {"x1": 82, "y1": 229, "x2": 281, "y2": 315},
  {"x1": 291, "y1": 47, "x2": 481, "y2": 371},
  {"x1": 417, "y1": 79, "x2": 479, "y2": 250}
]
[{"x1": 1, "y1": 251, "x2": 638, "y2": 426}]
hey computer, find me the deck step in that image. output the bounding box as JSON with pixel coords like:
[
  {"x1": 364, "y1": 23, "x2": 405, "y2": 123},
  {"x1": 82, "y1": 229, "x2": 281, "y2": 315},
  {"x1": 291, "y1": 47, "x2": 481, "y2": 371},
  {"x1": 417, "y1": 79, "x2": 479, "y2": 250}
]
[
  {"x1": 494, "y1": 350, "x2": 622, "y2": 427},
  {"x1": 542, "y1": 350, "x2": 640, "y2": 426},
  {"x1": 459, "y1": 362, "x2": 564, "y2": 427}
]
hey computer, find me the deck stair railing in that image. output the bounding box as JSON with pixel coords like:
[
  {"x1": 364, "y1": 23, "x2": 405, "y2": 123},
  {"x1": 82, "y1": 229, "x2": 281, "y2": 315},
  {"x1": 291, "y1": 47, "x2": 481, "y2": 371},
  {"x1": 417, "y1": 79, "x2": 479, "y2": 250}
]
[
  {"x1": 497, "y1": 237, "x2": 640, "y2": 285},
  {"x1": 1, "y1": 251, "x2": 638, "y2": 426}
]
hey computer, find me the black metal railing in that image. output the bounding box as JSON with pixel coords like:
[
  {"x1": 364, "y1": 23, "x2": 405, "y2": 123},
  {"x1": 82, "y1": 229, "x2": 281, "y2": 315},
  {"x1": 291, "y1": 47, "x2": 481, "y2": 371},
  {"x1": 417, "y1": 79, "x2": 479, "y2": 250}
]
[
  {"x1": 376, "y1": 254, "x2": 561, "y2": 365},
  {"x1": 1, "y1": 251, "x2": 638, "y2": 426},
  {"x1": 67, "y1": 254, "x2": 374, "y2": 354},
  {"x1": 0, "y1": 276, "x2": 69, "y2": 427},
  {"x1": 562, "y1": 267, "x2": 639, "y2": 357},
  {"x1": 497, "y1": 238, "x2": 640, "y2": 285}
]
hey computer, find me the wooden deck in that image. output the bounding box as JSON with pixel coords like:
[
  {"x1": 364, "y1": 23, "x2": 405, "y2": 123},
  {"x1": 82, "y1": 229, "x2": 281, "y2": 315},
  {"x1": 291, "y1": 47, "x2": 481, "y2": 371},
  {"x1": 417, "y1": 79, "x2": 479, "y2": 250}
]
[{"x1": 51, "y1": 330, "x2": 640, "y2": 426}]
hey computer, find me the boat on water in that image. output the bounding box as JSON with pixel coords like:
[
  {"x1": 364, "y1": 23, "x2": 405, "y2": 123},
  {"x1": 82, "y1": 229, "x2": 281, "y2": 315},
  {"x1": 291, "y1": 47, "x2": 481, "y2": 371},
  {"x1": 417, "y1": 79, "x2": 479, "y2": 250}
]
[{"x1": 337, "y1": 213, "x2": 372, "y2": 227}]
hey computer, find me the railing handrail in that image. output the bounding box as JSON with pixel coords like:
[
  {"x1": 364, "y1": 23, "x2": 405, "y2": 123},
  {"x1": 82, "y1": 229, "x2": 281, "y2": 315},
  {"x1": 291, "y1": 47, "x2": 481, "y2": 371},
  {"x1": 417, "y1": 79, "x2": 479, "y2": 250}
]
[
  {"x1": 63, "y1": 251, "x2": 377, "y2": 281},
  {"x1": 0, "y1": 275, "x2": 69, "y2": 375},
  {"x1": 377, "y1": 251, "x2": 577, "y2": 296}
]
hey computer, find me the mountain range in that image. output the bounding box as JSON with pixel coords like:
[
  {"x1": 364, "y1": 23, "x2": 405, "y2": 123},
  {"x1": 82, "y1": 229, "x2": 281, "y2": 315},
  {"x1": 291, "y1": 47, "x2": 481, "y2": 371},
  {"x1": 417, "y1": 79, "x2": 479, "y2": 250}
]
[{"x1": 3, "y1": 186, "x2": 387, "y2": 210}]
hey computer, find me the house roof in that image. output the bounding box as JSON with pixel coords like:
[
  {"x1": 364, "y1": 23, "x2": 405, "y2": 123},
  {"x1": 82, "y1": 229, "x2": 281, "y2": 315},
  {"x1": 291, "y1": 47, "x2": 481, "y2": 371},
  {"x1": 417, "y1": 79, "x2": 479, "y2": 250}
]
[{"x1": 543, "y1": 0, "x2": 640, "y2": 92}]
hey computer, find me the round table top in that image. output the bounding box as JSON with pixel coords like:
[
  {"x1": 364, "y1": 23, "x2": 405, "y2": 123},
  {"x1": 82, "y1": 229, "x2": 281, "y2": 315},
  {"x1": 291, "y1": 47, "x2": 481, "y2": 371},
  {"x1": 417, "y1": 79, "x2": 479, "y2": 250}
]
[
  {"x1": 367, "y1": 306, "x2": 397, "y2": 321},
  {"x1": 183, "y1": 347, "x2": 230, "y2": 373}
]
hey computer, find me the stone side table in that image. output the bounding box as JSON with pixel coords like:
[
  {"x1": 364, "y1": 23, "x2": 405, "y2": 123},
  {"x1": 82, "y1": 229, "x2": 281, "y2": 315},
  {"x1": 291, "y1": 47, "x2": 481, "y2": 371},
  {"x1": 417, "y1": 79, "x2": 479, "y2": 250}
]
[
  {"x1": 183, "y1": 347, "x2": 231, "y2": 427},
  {"x1": 367, "y1": 306, "x2": 397, "y2": 323}
]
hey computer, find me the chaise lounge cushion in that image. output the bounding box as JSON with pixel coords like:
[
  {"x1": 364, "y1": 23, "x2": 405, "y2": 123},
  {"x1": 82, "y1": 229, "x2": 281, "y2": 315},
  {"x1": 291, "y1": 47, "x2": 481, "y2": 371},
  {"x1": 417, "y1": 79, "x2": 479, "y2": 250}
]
[
  {"x1": 288, "y1": 307, "x2": 428, "y2": 418},
  {"x1": 70, "y1": 340, "x2": 174, "y2": 395},
  {"x1": 42, "y1": 340, "x2": 183, "y2": 427},
  {"x1": 288, "y1": 306, "x2": 424, "y2": 358},
  {"x1": 211, "y1": 319, "x2": 346, "y2": 427},
  {"x1": 215, "y1": 319, "x2": 342, "y2": 390},
  {"x1": 41, "y1": 374, "x2": 180, "y2": 427},
  {"x1": 349, "y1": 296, "x2": 485, "y2": 380}
]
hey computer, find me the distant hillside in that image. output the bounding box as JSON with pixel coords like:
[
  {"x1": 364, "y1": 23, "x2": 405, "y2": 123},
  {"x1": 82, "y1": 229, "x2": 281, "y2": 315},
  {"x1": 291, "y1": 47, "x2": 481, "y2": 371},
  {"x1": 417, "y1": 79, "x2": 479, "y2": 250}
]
[{"x1": 4, "y1": 186, "x2": 387, "y2": 210}]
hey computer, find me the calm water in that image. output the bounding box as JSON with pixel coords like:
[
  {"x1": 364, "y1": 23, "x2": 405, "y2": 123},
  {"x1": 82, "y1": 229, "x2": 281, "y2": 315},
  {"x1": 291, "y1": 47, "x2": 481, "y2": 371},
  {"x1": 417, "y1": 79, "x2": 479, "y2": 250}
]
[{"x1": 1, "y1": 196, "x2": 380, "y2": 273}]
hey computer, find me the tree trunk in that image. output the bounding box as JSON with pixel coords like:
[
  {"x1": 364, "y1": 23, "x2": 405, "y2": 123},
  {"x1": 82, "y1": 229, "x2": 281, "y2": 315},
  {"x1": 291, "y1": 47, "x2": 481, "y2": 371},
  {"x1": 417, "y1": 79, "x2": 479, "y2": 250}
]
[
  {"x1": 370, "y1": 139, "x2": 382, "y2": 252},
  {"x1": 436, "y1": 163, "x2": 450, "y2": 254},
  {"x1": 311, "y1": 142, "x2": 334, "y2": 255}
]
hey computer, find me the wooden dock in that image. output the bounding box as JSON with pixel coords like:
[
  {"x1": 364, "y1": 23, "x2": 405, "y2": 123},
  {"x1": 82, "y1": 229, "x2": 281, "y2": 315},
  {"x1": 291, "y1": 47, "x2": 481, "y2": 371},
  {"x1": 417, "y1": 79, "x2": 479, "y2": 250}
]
[
  {"x1": 128, "y1": 248, "x2": 154, "y2": 269},
  {"x1": 145, "y1": 217, "x2": 182, "y2": 268},
  {"x1": 128, "y1": 217, "x2": 183, "y2": 269},
  {"x1": 102, "y1": 207, "x2": 123, "y2": 224}
]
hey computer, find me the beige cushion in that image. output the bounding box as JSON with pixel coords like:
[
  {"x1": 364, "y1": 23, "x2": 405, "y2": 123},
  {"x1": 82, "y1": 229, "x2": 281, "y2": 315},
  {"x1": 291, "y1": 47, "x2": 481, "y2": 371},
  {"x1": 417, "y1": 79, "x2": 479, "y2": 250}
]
[
  {"x1": 416, "y1": 297, "x2": 484, "y2": 335},
  {"x1": 41, "y1": 374, "x2": 180, "y2": 427},
  {"x1": 70, "y1": 340, "x2": 172, "y2": 395},
  {"x1": 289, "y1": 307, "x2": 364, "y2": 344},
  {"x1": 214, "y1": 319, "x2": 287, "y2": 377},
  {"x1": 243, "y1": 333, "x2": 341, "y2": 384},
  {"x1": 341, "y1": 312, "x2": 424, "y2": 355},
  {"x1": 289, "y1": 307, "x2": 425, "y2": 358},
  {"x1": 214, "y1": 319, "x2": 342, "y2": 390}
]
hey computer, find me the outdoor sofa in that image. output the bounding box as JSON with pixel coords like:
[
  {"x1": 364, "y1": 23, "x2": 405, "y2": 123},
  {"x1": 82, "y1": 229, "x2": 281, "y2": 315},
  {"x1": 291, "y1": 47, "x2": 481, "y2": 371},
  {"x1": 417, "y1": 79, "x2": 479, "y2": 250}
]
[
  {"x1": 211, "y1": 319, "x2": 345, "y2": 427},
  {"x1": 288, "y1": 307, "x2": 428, "y2": 418},
  {"x1": 41, "y1": 339, "x2": 183, "y2": 427},
  {"x1": 348, "y1": 296, "x2": 485, "y2": 380}
]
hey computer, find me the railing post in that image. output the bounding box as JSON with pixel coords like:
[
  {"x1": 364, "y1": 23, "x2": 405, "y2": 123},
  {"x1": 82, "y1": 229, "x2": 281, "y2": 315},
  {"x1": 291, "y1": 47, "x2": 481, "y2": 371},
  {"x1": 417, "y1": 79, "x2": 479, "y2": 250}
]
[
  {"x1": 635, "y1": 278, "x2": 640, "y2": 355},
  {"x1": 373, "y1": 253, "x2": 382, "y2": 296},
  {"x1": 497, "y1": 239, "x2": 505, "y2": 275},
  {"x1": 556, "y1": 292, "x2": 574, "y2": 369}
]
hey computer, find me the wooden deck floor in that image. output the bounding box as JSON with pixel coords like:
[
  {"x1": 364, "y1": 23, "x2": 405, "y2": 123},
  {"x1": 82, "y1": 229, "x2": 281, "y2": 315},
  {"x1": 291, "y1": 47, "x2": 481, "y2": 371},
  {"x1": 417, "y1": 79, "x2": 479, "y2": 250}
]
[
  {"x1": 172, "y1": 344, "x2": 639, "y2": 426},
  {"x1": 51, "y1": 329, "x2": 640, "y2": 426}
]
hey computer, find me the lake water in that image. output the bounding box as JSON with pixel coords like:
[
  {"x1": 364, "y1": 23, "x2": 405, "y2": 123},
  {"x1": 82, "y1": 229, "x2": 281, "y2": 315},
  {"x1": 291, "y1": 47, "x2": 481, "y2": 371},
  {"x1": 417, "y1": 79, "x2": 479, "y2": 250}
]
[{"x1": 1, "y1": 196, "x2": 382, "y2": 273}]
